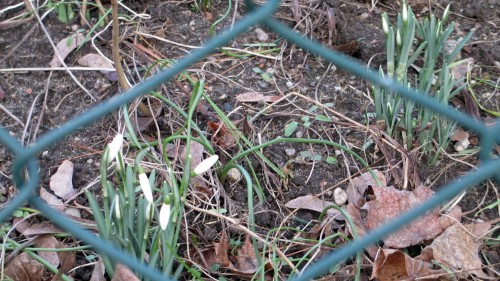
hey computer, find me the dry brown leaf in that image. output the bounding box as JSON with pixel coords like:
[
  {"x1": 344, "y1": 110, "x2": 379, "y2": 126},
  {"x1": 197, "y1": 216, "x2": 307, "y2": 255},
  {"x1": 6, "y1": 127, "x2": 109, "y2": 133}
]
[
  {"x1": 346, "y1": 170, "x2": 386, "y2": 208},
  {"x1": 285, "y1": 194, "x2": 343, "y2": 219},
  {"x1": 22, "y1": 222, "x2": 64, "y2": 237},
  {"x1": 450, "y1": 58, "x2": 474, "y2": 86},
  {"x1": 364, "y1": 184, "x2": 460, "y2": 248},
  {"x1": 233, "y1": 235, "x2": 259, "y2": 274},
  {"x1": 49, "y1": 160, "x2": 77, "y2": 201},
  {"x1": 203, "y1": 232, "x2": 232, "y2": 270},
  {"x1": 13, "y1": 217, "x2": 29, "y2": 234},
  {"x1": 51, "y1": 242, "x2": 76, "y2": 281},
  {"x1": 111, "y1": 263, "x2": 140, "y2": 281},
  {"x1": 33, "y1": 235, "x2": 59, "y2": 267},
  {"x1": 77, "y1": 53, "x2": 114, "y2": 70},
  {"x1": 90, "y1": 258, "x2": 106, "y2": 281},
  {"x1": 418, "y1": 222, "x2": 491, "y2": 279},
  {"x1": 181, "y1": 141, "x2": 204, "y2": 170},
  {"x1": 345, "y1": 203, "x2": 378, "y2": 258},
  {"x1": 371, "y1": 248, "x2": 445, "y2": 281},
  {"x1": 207, "y1": 121, "x2": 237, "y2": 149},
  {"x1": 5, "y1": 253, "x2": 44, "y2": 281},
  {"x1": 50, "y1": 33, "x2": 85, "y2": 67},
  {"x1": 235, "y1": 92, "x2": 281, "y2": 103},
  {"x1": 451, "y1": 128, "x2": 470, "y2": 142},
  {"x1": 40, "y1": 187, "x2": 65, "y2": 211}
]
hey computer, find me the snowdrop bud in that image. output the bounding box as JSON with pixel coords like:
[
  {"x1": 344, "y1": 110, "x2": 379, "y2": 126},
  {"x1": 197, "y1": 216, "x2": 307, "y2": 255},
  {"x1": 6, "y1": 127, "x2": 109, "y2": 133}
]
[
  {"x1": 139, "y1": 170, "x2": 153, "y2": 203},
  {"x1": 114, "y1": 195, "x2": 121, "y2": 220},
  {"x1": 396, "y1": 29, "x2": 402, "y2": 46},
  {"x1": 145, "y1": 201, "x2": 154, "y2": 222},
  {"x1": 159, "y1": 203, "x2": 171, "y2": 230},
  {"x1": 193, "y1": 155, "x2": 219, "y2": 175},
  {"x1": 107, "y1": 133, "x2": 123, "y2": 164},
  {"x1": 442, "y1": 4, "x2": 450, "y2": 21},
  {"x1": 382, "y1": 15, "x2": 389, "y2": 34},
  {"x1": 402, "y1": 3, "x2": 408, "y2": 23}
]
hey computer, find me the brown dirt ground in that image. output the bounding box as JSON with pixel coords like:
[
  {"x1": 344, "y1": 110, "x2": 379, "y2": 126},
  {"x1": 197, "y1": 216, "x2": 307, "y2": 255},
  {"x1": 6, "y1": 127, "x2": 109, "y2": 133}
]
[{"x1": 1, "y1": 0, "x2": 499, "y2": 280}]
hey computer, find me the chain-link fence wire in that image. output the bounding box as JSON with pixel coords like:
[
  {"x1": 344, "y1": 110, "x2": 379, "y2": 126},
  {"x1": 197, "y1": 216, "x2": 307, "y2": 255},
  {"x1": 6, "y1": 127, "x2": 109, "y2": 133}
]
[{"x1": 0, "y1": 0, "x2": 499, "y2": 279}]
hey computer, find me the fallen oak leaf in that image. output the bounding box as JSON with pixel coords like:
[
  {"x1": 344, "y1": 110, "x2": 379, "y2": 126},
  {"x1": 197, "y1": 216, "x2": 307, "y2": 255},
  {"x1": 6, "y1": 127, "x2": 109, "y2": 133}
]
[
  {"x1": 417, "y1": 222, "x2": 491, "y2": 279},
  {"x1": 364, "y1": 183, "x2": 461, "y2": 248},
  {"x1": 49, "y1": 160, "x2": 77, "y2": 201},
  {"x1": 5, "y1": 253, "x2": 44, "y2": 281},
  {"x1": 22, "y1": 222, "x2": 65, "y2": 237},
  {"x1": 50, "y1": 33, "x2": 85, "y2": 67},
  {"x1": 371, "y1": 248, "x2": 445, "y2": 281}
]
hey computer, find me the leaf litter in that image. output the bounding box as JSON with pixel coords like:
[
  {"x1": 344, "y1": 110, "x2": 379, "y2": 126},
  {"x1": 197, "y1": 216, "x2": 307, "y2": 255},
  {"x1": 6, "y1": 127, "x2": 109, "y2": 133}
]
[
  {"x1": 5, "y1": 253, "x2": 44, "y2": 281},
  {"x1": 346, "y1": 171, "x2": 461, "y2": 248},
  {"x1": 49, "y1": 160, "x2": 77, "y2": 201}
]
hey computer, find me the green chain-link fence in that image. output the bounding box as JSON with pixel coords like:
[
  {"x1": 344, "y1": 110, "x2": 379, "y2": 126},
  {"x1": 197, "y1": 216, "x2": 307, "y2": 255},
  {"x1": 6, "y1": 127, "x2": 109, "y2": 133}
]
[{"x1": 1, "y1": 0, "x2": 499, "y2": 280}]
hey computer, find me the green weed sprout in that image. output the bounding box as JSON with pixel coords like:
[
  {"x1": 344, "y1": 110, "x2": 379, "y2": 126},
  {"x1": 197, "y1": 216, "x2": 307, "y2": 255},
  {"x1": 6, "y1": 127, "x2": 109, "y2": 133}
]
[{"x1": 372, "y1": 2, "x2": 472, "y2": 164}]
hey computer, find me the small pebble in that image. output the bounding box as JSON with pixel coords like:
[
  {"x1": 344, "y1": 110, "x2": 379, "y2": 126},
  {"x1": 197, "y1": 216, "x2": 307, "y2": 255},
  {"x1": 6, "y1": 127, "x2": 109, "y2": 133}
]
[
  {"x1": 358, "y1": 13, "x2": 369, "y2": 20},
  {"x1": 226, "y1": 168, "x2": 242, "y2": 182},
  {"x1": 334, "y1": 150, "x2": 342, "y2": 156},
  {"x1": 285, "y1": 148, "x2": 296, "y2": 157},
  {"x1": 286, "y1": 81, "x2": 294, "y2": 89},
  {"x1": 333, "y1": 188, "x2": 347, "y2": 206},
  {"x1": 296, "y1": 131, "x2": 303, "y2": 138},
  {"x1": 87, "y1": 159, "x2": 93, "y2": 164},
  {"x1": 254, "y1": 28, "x2": 269, "y2": 42},
  {"x1": 257, "y1": 80, "x2": 268, "y2": 88}
]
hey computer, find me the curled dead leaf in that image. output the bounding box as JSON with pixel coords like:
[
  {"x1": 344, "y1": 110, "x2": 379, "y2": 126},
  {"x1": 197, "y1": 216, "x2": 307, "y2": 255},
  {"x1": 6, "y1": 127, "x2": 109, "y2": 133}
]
[
  {"x1": 285, "y1": 194, "x2": 343, "y2": 220},
  {"x1": 34, "y1": 235, "x2": 59, "y2": 267},
  {"x1": 5, "y1": 253, "x2": 44, "y2": 281},
  {"x1": 418, "y1": 222, "x2": 491, "y2": 279},
  {"x1": 371, "y1": 248, "x2": 445, "y2": 281},
  {"x1": 364, "y1": 183, "x2": 460, "y2": 248},
  {"x1": 207, "y1": 121, "x2": 237, "y2": 149},
  {"x1": 49, "y1": 160, "x2": 77, "y2": 201},
  {"x1": 50, "y1": 33, "x2": 85, "y2": 67}
]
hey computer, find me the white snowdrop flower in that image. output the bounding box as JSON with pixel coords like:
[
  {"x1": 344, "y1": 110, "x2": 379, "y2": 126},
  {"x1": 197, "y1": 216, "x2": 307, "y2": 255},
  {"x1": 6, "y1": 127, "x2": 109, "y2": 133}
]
[
  {"x1": 443, "y1": 4, "x2": 450, "y2": 20},
  {"x1": 106, "y1": 133, "x2": 123, "y2": 164},
  {"x1": 402, "y1": 3, "x2": 408, "y2": 23},
  {"x1": 159, "y1": 203, "x2": 171, "y2": 230},
  {"x1": 114, "y1": 195, "x2": 121, "y2": 220},
  {"x1": 382, "y1": 15, "x2": 389, "y2": 34},
  {"x1": 139, "y1": 171, "x2": 154, "y2": 203},
  {"x1": 396, "y1": 29, "x2": 402, "y2": 46},
  {"x1": 193, "y1": 155, "x2": 219, "y2": 175},
  {"x1": 145, "y1": 201, "x2": 154, "y2": 222}
]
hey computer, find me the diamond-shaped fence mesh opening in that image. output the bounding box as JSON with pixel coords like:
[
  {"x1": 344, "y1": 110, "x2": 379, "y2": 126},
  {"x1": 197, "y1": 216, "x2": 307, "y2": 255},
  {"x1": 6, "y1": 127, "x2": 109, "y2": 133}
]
[{"x1": 1, "y1": 1, "x2": 499, "y2": 280}]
